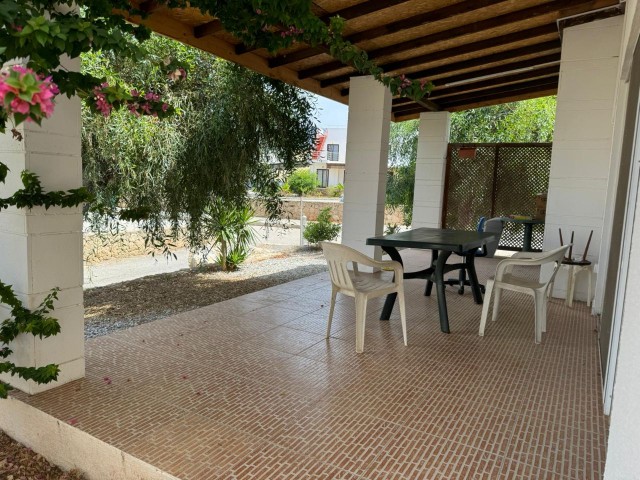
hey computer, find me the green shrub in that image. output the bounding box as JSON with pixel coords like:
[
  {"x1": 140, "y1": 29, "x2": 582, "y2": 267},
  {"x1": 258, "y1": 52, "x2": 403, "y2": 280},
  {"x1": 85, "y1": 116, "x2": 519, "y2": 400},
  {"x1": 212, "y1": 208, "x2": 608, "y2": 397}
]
[
  {"x1": 287, "y1": 168, "x2": 318, "y2": 196},
  {"x1": 303, "y1": 208, "x2": 341, "y2": 244},
  {"x1": 385, "y1": 223, "x2": 400, "y2": 235},
  {"x1": 326, "y1": 183, "x2": 344, "y2": 197}
]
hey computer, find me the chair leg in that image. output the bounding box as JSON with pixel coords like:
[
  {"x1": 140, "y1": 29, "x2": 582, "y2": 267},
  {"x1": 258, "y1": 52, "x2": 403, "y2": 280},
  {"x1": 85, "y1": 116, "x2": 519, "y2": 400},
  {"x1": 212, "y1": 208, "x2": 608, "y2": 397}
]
[
  {"x1": 397, "y1": 287, "x2": 408, "y2": 346},
  {"x1": 491, "y1": 286, "x2": 502, "y2": 322},
  {"x1": 326, "y1": 286, "x2": 337, "y2": 339},
  {"x1": 533, "y1": 290, "x2": 546, "y2": 344},
  {"x1": 354, "y1": 294, "x2": 367, "y2": 353},
  {"x1": 479, "y1": 279, "x2": 494, "y2": 336}
]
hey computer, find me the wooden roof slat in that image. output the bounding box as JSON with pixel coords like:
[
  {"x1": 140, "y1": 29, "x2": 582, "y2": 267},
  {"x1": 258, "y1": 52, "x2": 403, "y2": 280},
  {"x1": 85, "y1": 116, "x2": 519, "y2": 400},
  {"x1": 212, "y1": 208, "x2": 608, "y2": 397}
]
[
  {"x1": 321, "y1": 37, "x2": 560, "y2": 88},
  {"x1": 270, "y1": 0, "x2": 509, "y2": 67}
]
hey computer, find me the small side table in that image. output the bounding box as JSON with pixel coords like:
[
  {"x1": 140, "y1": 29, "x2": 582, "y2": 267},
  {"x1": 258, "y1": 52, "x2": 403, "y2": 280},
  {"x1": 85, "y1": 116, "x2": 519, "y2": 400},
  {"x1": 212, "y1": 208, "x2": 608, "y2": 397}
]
[{"x1": 562, "y1": 260, "x2": 594, "y2": 308}]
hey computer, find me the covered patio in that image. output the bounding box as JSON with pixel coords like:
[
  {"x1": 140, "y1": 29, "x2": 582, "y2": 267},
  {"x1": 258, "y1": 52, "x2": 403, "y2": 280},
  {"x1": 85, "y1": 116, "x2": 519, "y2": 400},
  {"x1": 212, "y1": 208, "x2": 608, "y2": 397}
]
[
  {"x1": 3, "y1": 0, "x2": 640, "y2": 478},
  {"x1": 11, "y1": 252, "x2": 605, "y2": 479}
]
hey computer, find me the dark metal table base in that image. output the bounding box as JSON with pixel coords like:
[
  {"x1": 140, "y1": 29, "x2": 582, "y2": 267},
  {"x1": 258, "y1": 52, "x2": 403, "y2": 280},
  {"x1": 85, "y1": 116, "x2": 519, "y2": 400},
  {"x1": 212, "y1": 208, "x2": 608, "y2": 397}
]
[{"x1": 379, "y1": 247, "x2": 483, "y2": 333}]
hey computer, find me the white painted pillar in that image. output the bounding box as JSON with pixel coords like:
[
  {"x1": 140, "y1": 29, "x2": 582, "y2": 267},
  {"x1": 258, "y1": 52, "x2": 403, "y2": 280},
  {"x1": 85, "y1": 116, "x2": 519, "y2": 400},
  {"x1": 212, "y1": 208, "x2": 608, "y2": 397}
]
[
  {"x1": 542, "y1": 16, "x2": 623, "y2": 300},
  {"x1": 341, "y1": 75, "x2": 391, "y2": 259},
  {"x1": 411, "y1": 111, "x2": 451, "y2": 228},
  {"x1": 0, "y1": 57, "x2": 84, "y2": 394}
]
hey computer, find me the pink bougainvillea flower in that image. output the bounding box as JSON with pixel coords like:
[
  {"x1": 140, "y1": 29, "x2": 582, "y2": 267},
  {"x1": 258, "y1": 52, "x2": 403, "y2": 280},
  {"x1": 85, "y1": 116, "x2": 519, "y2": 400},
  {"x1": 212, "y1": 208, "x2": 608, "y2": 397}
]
[
  {"x1": 67, "y1": 418, "x2": 79, "y2": 426},
  {"x1": 103, "y1": 376, "x2": 112, "y2": 385},
  {"x1": 10, "y1": 97, "x2": 30, "y2": 115},
  {"x1": 130, "y1": 89, "x2": 139, "y2": 97}
]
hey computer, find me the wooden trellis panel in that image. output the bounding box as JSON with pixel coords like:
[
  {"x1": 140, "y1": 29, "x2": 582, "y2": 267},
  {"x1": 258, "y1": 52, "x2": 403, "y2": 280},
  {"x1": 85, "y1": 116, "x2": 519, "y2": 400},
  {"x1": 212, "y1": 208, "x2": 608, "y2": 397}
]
[{"x1": 442, "y1": 143, "x2": 552, "y2": 251}]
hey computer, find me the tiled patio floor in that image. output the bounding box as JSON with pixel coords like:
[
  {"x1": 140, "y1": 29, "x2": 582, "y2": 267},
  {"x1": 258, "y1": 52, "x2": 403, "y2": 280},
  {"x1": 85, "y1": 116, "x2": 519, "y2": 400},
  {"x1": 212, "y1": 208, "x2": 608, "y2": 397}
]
[{"x1": 14, "y1": 249, "x2": 606, "y2": 479}]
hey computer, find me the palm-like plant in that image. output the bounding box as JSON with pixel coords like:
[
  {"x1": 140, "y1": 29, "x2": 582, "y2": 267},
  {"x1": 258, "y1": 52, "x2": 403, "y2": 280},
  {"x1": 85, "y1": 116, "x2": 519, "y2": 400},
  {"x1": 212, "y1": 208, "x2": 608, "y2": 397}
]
[{"x1": 202, "y1": 199, "x2": 258, "y2": 271}]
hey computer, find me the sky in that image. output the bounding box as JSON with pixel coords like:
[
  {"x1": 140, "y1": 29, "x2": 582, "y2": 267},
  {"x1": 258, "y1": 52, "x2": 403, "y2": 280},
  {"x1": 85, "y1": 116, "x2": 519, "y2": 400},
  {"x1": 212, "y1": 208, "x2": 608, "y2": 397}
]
[{"x1": 311, "y1": 94, "x2": 348, "y2": 128}]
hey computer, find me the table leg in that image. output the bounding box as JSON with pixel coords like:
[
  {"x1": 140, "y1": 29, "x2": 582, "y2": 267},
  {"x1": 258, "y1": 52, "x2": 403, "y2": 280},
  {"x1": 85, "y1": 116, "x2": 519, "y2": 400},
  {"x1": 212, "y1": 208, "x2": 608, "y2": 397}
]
[
  {"x1": 523, "y1": 223, "x2": 534, "y2": 252},
  {"x1": 380, "y1": 246, "x2": 402, "y2": 320},
  {"x1": 466, "y1": 254, "x2": 483, "y2": 304},
  {"x1": 425, "y1": 249, "x2": 436, "y2": 296},
  {"x1": 434, "y1": 250, "x2": 452, "y2": 333}
]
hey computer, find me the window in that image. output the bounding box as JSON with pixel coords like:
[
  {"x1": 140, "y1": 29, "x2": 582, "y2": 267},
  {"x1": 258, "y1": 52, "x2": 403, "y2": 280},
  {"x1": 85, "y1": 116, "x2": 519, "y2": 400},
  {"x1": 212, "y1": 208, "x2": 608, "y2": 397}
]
[
  {"x1": 326, "y1": 144, "x2": 339, "y2": 162},
  {"x1": 317, "y1": 169, "x2": 329, "y2": 188}
]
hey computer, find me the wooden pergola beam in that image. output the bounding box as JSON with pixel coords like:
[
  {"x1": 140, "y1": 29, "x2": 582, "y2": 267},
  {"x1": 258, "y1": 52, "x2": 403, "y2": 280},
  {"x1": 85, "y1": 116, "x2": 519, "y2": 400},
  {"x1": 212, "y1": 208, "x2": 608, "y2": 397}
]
[
  {"x1": 344, "y1": 52, "x2": 561, "y2": 98},
  {"x1": 194, "y1": 20, "x2": 223, "y2": 39},
  {"x1": 270, "y1": 0, "x2": 509, "y2": 67},
  {"x1": 429, "y1": 66, "x2": 560, "y2": 101},
  {"x1": 323, "y1": 38, "x2": 560, "y2": 90},
  {"x1": 320, "y1": 25, "x2": 561, "y2": 87},
  {"x1": 289, "y1": 0, "x2": 615, "y2": 76},
  {"x1": 237, "y1": 0, "x2": 414, "y2": 56}
]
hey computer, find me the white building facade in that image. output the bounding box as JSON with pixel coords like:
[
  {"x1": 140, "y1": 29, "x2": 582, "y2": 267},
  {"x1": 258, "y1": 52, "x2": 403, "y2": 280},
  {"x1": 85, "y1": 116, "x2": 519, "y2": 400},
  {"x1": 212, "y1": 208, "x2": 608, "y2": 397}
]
[{"x1": 308, "y1": 127, "x2": 347, "y2": 188}]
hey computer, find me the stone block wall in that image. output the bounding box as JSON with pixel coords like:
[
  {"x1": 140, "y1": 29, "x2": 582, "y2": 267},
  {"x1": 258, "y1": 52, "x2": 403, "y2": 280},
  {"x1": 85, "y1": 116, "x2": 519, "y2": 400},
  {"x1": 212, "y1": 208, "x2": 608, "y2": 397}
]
[
  {"x1": 83, "y1": 231, "x2": 187, "y2": 264},
  {"x1": 250, "y1": 198, "x2": 405, "y2": 225}
]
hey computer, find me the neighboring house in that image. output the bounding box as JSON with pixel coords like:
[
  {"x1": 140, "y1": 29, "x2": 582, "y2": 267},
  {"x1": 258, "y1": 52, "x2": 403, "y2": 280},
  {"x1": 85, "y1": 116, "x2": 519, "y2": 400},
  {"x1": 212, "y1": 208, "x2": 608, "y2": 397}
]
[{"x1": 308, "y1": 127, "x2": 347, "y2": 188}]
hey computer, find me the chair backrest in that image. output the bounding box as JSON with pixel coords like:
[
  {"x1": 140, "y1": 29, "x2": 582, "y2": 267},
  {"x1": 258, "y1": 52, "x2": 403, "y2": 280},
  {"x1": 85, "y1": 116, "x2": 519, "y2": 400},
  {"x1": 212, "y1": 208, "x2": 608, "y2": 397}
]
[
  {"x1": 482, "y1": 217, "x2": 504, "y2": 258},
  {"x1": 476, "y1": 216, "x2": 486, "y2": 232},
  {"x1": 320, "y1": 241, "x2": 358, "y2": 291},
  {"x1": 499, "y1": 245, "x2": 570, "y2": 285}
]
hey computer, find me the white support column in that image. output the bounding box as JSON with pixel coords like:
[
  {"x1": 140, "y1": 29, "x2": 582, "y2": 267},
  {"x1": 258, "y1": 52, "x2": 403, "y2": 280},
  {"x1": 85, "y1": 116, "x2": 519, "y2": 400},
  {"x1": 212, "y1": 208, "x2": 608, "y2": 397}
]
[
  {"x1": 542, "y1": 16, "x2": 623, "y2": 300},
  {"x1": 341, "y1": 76, "x2": 391, "y2": 259},
  {"x1": 411, "y1": 111, "x2": 451, "y2": 228},
  {"x1": 0, "y1": 57, "x2": 84, "y2": 394}
]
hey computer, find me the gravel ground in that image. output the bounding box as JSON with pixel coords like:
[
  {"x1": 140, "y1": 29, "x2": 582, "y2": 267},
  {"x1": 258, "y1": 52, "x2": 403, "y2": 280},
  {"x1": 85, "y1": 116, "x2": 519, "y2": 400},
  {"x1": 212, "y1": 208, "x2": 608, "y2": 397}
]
[
  {"x1": 84, "y1": 245, "x2": 327, "y2": 338},
  {"x1": 0, "y1": 431, "x2": 85, "y2": 480}
]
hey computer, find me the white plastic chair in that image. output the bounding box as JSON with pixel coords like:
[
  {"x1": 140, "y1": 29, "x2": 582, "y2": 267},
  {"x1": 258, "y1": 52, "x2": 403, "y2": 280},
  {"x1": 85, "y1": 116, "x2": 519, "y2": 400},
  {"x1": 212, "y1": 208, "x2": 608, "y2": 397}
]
[
  {"x1": 479, "y1": 245, "x2": 570, "y2": 343},
  {"x1": 320, "y1": 241, "x2": 407, "y2": 353}
]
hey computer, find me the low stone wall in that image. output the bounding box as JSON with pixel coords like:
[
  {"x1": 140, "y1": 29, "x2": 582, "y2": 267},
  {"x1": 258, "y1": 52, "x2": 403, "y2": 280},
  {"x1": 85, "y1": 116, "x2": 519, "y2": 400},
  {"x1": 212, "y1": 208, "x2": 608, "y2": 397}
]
[
  {"x1": 83, "y1": 202, "x2": 406, "y2": 263},
  {"x1": 251, "y1": 198, "x2": 405, "y2": 225},
  {"x1": 83, "y1": 231, "x2": 187, "y2": 264}
]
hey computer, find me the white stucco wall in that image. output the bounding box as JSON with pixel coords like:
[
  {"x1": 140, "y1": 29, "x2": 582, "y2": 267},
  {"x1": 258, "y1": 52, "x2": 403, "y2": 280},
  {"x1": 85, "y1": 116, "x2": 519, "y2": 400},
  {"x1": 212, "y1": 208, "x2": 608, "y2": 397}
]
[
  {"x1": 341, "y1": 76, "x2": 391, "y2": 259},
  {"x1": 411, "y1": 112, "x2": 451, "y2": 229},
  {"x1": 604, "y1": 1, "x2": 640, "y2": 478},
  {"x1": 542, "y1": 16, "x2": 623, "y2": 301},
  {"x1": 0, "y1": 57, "x2": 85, "y2": 393}
]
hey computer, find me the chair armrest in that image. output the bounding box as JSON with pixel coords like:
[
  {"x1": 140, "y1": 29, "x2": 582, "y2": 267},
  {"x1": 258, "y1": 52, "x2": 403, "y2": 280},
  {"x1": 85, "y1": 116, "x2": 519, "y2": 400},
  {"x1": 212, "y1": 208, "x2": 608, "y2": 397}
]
[{"x1": 354, "y1": 258, "x2": 403, "y2": 282}]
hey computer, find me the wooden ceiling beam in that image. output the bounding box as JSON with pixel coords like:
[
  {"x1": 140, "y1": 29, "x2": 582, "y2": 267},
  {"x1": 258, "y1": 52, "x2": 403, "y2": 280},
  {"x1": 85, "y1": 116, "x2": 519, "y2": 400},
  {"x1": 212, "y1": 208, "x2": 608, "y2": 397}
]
[
  {"x1": 322, "y1": 37, "x2": 560, "y2": 88},
  {"x1": 368, "y1": 0, "x2": 609, "y2": 60},
  {"x1": 393, "y1": 79, "x2": 558, "y2": 117},
  {"x1": 428, "y1": 53, "x2": 560, "y2": 90},
  {"x1": 313, "y1": 23, "x2": 558, "y2": 84},
  {"x1": 340, "y1": 50, "x2": 561, "y2": 97},
  {"x1": 238, "y1": 0, "x2": 414, "y2": 56},
  {"x1": 443, "y1": 87, "x2": 558, "y2": 113},
  {"x1": 270, "y1": 0, "x2": 508, "y2": 66},
  {"x1": 437, "y1": 78, "x2": 559, "y2": 108},
  {"x1": 297, "y1": 0, "x2": 615, "y2": 78},
  {"x1": 428, "y1": 67, "x2": 560, "y2": 100},
  {"x1": 194, "y1": 20, "x2": 223, "y2": 39}
]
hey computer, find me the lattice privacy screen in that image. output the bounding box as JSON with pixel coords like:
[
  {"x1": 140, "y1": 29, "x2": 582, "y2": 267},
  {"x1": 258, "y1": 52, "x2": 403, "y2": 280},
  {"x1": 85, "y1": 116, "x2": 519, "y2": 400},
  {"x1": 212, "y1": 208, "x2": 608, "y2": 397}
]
[{"x1": 442, "y1": 143, "x2": 552, "y2": 251}]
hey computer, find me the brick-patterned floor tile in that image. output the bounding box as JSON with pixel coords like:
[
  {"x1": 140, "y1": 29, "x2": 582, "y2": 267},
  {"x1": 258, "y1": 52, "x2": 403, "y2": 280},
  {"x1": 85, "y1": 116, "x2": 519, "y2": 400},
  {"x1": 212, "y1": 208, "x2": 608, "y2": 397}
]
[
  {"x1": 365, "y1": 427, "x2": 506, "y2": 479},
  {"x1": 15, "y1": 251, "x2": 607, "y2": 480}
]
